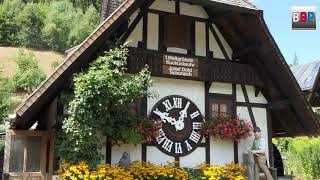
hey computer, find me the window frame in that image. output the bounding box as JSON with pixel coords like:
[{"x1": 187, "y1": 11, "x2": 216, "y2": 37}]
[
  {"x1": 3, "y1": 130, "x2": 47, "y2": 179},
  {"x1": 209, "y1": 94, "x2": 233, "y2": 118}
]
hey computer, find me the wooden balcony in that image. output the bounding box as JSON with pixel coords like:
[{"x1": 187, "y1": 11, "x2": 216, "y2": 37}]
[{"x1": 127, "y1": 47, "x2": 262, "y2": 86}]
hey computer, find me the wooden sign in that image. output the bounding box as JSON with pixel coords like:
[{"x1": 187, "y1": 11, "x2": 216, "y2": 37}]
[{"x1": 162, "y1": 55, "x2": 199, "y2": 78}]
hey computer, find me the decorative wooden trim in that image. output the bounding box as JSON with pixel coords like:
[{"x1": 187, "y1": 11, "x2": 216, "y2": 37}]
[
  {"x1": 232, "y1": 84, "x2": 238, "y2": 163},
  {"x1": 208, "y1": 24, "x2": 230, "y2": 60},
  {"x1": 267, "y1": 108, "x2": 274, "y2": 167},
  {"x1": 241, "y1": 85, "x2": 257, "y2": 129}
]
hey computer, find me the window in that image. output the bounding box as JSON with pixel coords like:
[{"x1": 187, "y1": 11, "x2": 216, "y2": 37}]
[
  {"x1": 4, "y1": 130, "x2": 47, "y2": 179},
  {"x1": 209, "y1": 98, "x2": 232, "y2": 117}
]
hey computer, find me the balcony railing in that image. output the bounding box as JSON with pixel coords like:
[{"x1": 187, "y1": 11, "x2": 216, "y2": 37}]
[{"x1": 127, "y1": 47, "x2": 262, "y2": 86}]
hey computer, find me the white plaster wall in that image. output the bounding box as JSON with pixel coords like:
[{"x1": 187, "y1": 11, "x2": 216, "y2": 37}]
[
  {"x1": 236, "y1": 106, "x2": 253, "y2": 163},
  {"x1": 150, "y1": 0, "x2": 175, "y2": 13},
  {"x1": 195, "y1": 21, "x2": 206, "y2": 57},
  {"x1": 127, "y1": 12, "x2": 143, "y2": 47},
  {"x1": 209, "y1": 29, "x2": 225, "y2": 59},
  {"x1": 129, "y1": 10, "x2": 139, "y2": 26},
  {"x1": 180, "y1": 147, "x2": 206, "y2": 167},
  {"x1": 180, "y1": 2, "x2": 208, "y2": 18},
  {"x1": 147, "y1": 13, "x2": 159, "y2": 50},
  {"x1": 209, "y1": 82, "x2": 232, "y2": 94},
  {"x1": 236, "y1": 107, "x2": 269, "y2": 164},
  {"x1": 147, "y1": 146, "x2": 175, "y2": 165},
  {"x1": 245, "y1": 85, "x2": 268, "y2": 104},
  {"x1": 252, "y1": 107, "x2": 269, "y2": 163},
  {"x1": 236, "y1": 85, "x2": 245, "y2": 102},
  {"x1": 212, "y1": 24, "x2": 233, "y2": 59},
  {"x1": 167, "y1": 47, "x2": 188, "y2": 54},
  {"x1": 111, "y1": 144, "x2": 142, "y2": 164},
  {"x1": 148, "y1": 77, "x2": 205, "y2": 115},
  {"x1": 210, "y1": 138, "x2": 234, "y2": 166}
]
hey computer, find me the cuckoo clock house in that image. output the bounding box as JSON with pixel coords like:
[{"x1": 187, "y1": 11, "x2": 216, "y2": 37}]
[{"x1": 3, "y1": 0, "x2": 320, "y2": 179}]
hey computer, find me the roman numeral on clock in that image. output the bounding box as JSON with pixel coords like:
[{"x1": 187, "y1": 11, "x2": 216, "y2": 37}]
[
  {"x1": 189, "y1": 130, "x2": 201, "y2": 143},
  {"x1": 162, "y1": 99, "x2": 173, "y2": 112},
  {"x1": 172, "y1": 97, "x2": 182, "y2": 109},
  {"x1": 190, "y1": 111, "x2": 200, "y2": 119},
  {"x1": 162, "y1": 138, "x2": 173, "y2": 152},
  {"x1": 192, "y1": 122, "x2": 202, "y2": 130},
  {"x1": 175, "y1": 142, "x2": 182, "y2": 154},
  {"x1": 156, "y1": 129, "x2": 166, "y2": 144},
  {"x1": 184, "y1": 140, "x2": 193, "y2": 151}
]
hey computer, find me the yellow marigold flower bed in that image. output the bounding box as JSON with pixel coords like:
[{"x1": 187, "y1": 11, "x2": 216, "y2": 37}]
[
  {"x1": 129, "y1": 161, "x2": 188, "y2": 180},
  {"x1": 58, "y1": 161, "x2": 246, "y2": 180},
  {"x1": 202, "y1": 162, "x2": 247, "y2": 180}
]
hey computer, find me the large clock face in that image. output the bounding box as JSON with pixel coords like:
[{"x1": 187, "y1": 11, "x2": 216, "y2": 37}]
[{"x1": 149, "y1": 95, "x2": 204, "y2": 157}]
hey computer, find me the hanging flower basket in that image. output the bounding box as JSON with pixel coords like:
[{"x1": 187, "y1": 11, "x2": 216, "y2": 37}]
[
  {"x1": 201, "y1": 114, "x2": 253, "y2": 143},
  {"x1": 136, "y1": 118, "x2": 162, "y2": 144}
]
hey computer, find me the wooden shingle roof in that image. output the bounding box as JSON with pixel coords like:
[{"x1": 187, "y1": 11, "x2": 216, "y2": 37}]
[{"x1": 210, "y1": 0, "x2": 258, "y2": 10}]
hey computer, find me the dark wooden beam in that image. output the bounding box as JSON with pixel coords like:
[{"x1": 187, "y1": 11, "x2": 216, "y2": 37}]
[
  {"x1": 208, "y1": 24, "x2": 230, "y2": 60},
  {"x1": 232, "y1": 84, "x2": 238, "y2": 163},
  {"x1": 236, "y1": 102, "x2": 268, "y2": 108},
  {"x1": 119, "y1": 10, "x2": 143, "y2": 44},
  {"x1": 205, "y1": 81, "x2": 212, "y2": 164},
  {"x1": 175, "y1": 0, "x2": 180, "y2": 14},
  {"x1": 267, "y1": 108, "x2": 274, "y2": 167}
]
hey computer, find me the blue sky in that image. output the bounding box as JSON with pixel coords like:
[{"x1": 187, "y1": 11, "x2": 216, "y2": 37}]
[{"x1": 252, "y1": 0, "x2": 320, "y2": 65}]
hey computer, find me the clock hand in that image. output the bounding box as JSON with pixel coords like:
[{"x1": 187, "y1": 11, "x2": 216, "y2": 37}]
[
  {"x1": 173, "y1": 101, "x2": 190, "y2": 131},
  {"x1": 179, "y1": 101, "x2": 190, "y2": 121},
  {"x1": 153, "y1": 108, "x2": 176, "y2": 125}
]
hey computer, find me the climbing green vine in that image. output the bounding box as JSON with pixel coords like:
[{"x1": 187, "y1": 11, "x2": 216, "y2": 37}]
[{"x1": 56, "y1": 45, "x2": 153, "y2": 166}]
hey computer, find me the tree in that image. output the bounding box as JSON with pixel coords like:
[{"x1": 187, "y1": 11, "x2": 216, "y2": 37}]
[
  {"x1": 8, "y1": 49, "x2": 46, "y2": 93},
  {"x1": 15, "y1": 2, "x2": 47, "y2": 48},
  {"x1": 0, "y1": 0, "x2": 24, "y2": 45},
  {"x1": 0, "y1": 70, "x2": 10, "y2": 124},
  {"x1": 56, "y1": 45, "x2": 153, "y2": 166},
  {"x1": 68, "y1": 5, "x2": 99, "y2": 46}
]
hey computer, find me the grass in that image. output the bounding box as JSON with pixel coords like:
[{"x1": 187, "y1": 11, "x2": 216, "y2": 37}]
[{"x1": 0, "y1": 46, "x2": 63, "y2": 77}]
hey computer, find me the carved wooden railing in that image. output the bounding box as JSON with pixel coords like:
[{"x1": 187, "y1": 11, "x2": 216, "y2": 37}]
[{"x1": 127, "y1": 47, "x2": 262, "y2": 86}]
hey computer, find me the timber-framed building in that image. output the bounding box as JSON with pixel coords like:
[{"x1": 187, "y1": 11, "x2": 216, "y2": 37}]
[{"x1": 3, "y1": 0, "x2": 319, "y2": 179}]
